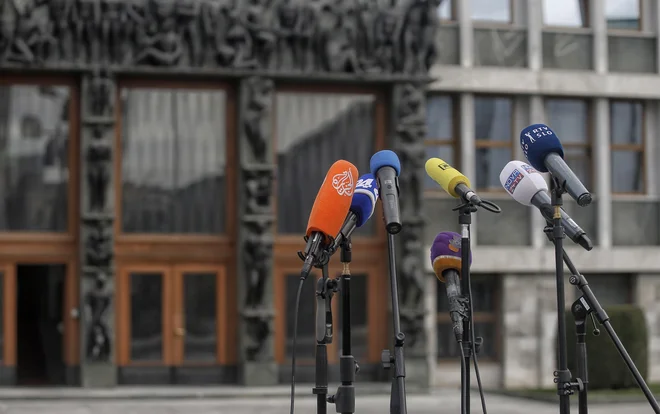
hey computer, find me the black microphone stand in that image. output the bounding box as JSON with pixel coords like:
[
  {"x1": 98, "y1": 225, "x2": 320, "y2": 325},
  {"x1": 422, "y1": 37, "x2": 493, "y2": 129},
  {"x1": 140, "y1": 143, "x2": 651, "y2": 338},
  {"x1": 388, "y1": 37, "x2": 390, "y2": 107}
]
[
  {"x1": 381, "y1": 232, "x2": 408, "y2": 414},
  {"x1": 547, "y1": 177, "x2": 573, "y2": 414},
  {"x1": 451, "y1": 198, "x2": 500, "y2": 414},
  {"x1": 329, "y1": 236, "x2": 359, "y2": 414},
  {"x1": 543, "y1": 224, "x2": 660, "y2": 414},
  {"x1": 312, "y1": 250, "x2": 338, "y2": 414}
]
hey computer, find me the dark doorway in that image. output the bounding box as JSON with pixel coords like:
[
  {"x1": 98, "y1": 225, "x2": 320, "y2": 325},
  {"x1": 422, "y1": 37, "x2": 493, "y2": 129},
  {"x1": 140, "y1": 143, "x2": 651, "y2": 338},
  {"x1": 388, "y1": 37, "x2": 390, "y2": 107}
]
[{"x1": 16, "y1": 264, "x2": 66, "y2": 385}]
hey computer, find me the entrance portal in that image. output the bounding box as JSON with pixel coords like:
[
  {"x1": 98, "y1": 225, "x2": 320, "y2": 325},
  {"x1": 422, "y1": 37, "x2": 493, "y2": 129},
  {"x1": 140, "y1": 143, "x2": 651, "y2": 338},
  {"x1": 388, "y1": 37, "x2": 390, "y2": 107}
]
[{"x1": 16, "y1": 264, "x2": 66, "y2": 386}]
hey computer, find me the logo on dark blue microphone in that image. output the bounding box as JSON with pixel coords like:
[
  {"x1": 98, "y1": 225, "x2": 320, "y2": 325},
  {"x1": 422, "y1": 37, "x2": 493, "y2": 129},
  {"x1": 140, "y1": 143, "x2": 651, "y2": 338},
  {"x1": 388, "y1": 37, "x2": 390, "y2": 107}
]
[
  {"x1": 504, "y1": 169, "x2": 524, "y2": 194},
  {"x1": 356, "y1": 178, "x2": 375, "y2": 189}
]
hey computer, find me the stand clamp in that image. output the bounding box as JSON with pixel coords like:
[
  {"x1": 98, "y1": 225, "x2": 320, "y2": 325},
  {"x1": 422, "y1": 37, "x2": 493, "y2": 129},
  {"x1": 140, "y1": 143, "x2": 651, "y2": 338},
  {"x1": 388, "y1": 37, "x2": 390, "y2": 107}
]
[{"x1": 312, "y1": 273, "x2": 339, "y2": 400}]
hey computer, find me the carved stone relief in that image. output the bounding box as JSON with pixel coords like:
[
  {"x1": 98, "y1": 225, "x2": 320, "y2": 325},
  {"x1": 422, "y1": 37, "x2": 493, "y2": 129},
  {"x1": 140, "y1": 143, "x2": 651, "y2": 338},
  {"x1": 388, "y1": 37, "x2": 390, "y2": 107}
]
[
  {"x1": 0, "y1": 0, "x2": 438, "y2": 77},
  {"x1": 392, "y1": 82, "x2": 427, "y2": 354},
  {"x1": 80, "y1": 72, "x2": 116, "y2": 363},
  {"x1": 239, "y1": 77, "x2": 275, "y2": 365}
]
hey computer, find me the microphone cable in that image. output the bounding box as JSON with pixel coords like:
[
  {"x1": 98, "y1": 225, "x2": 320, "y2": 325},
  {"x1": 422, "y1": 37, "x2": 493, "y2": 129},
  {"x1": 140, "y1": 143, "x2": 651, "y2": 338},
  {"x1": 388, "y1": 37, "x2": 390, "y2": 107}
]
[
  {"x1": 467, "y1": 225, "x2": 488, "y2": 414},
  {"x1": 289, "y1": 277, "x2": 305, "y2": 414}
]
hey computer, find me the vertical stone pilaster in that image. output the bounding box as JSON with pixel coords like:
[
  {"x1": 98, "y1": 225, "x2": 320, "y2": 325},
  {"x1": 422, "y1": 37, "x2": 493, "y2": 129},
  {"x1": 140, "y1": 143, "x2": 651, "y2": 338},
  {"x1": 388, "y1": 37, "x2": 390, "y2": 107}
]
[
  {"x1": 237, "y1": 76, "x2": 277, "y2": 386},
  {"x1": 79, "y1": 69, "x2": 116, "y2": 387},
  {"x1": 392, "y1": 82, "x2": 430, "y2": 389}
]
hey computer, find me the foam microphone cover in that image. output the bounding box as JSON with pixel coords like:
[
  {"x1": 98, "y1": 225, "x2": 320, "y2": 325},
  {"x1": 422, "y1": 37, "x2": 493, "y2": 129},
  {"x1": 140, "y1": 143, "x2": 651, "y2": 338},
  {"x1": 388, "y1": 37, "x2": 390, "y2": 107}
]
[
  {"x1": 499, "y1": 160, "x2": 549, "y2": 206},
  {"x1": 352, "y1": 173, "x2": 379, "y2": 227},
  {"x1": 369, "y1": 150, "x2": 401, "y2": 176},
  {"x1": 519, "y1": 123, "x2": 565, "y2": 173},
  {"x1": 430, "y1": 231, "x2": 471, "y2": 283},
  {"x1": 424, "y1": 158, "x2": 470, "y2": 198},
  {"x1": 306, "y1": 160, "x2": 359, "y2": 243}
]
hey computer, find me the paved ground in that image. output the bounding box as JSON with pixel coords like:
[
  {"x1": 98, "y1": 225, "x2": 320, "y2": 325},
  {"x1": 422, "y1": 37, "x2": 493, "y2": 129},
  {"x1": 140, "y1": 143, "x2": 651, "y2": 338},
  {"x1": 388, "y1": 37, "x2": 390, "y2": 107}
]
[{"x1": 0, "y1": 392, "x2": 654, "y2": 414}]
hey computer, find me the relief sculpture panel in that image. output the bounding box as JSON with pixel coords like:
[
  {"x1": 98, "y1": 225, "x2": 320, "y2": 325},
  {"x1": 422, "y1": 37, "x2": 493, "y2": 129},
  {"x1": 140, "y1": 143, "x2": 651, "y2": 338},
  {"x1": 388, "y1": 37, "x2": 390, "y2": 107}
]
[
  {"x1": 80, "y1": 72, "x2": 116, "y2": 364},
  {"x1": 239, "y1": 77, "x2": 276, "y2": 365},
  {"x1": 392, "y1": 82, "x2": 427, "y2": 354},
  {"x1": 0, "y1": 0, "x2": 439, "y2": 78}
]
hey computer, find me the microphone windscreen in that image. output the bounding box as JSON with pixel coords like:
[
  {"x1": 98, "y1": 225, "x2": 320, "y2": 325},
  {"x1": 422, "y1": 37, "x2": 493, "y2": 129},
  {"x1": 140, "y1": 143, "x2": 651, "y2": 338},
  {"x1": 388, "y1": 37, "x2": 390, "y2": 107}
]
[
  {"x1": 352, "y1": 173, "x2": 378, "y2": 227},
  {"x1": 499, "y1": 160, "x2": 548, "y2": 206},
  {"x1": 430, "y1": 231, "x2": 471, "y2": 283},
  {"x1": 424, "y1": 158, "x2": 470, "y2": 198},
  {"x1": 370, "y1": 150, "x2": 401, "y2": 176},
  {"x1": 520, "y1": 124, "x2": 564, "y2": 172},
  {"x1": 306, "y1": 160, "x2": 359, "y2": 243}
]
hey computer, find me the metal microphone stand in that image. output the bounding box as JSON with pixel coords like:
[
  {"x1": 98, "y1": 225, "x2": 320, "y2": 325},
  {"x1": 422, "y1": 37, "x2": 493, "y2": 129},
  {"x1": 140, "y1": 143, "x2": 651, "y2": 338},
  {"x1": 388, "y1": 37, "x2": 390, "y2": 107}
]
[
  {"x1": 451, "y1": 198, "x2": 500, "y2": 414},
  {"x1": 547, "y1": 178, "x2": 573, "y2": 414},
  {"x1": 381, "y1": 231, "x2": 407, "y2": 414},
  {"x1": 329, "y1": 236, "x2": 359, "y2": 414},
  {"x1": 313, "y1": 250, "x2": 338, "y2": 414},
  {"x1": 543, "y1": 226, "x2": 660, "y2": 414}
]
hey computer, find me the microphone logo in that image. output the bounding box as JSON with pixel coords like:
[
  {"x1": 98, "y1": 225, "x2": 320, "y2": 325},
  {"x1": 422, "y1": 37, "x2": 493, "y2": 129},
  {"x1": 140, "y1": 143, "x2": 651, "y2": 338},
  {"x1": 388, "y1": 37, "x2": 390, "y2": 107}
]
[
  {"x1": 521, "y1": 163, "x2": 537, "y2": 174},
  {"x1": 524, "y1": 131, "x2": 536, "y2": 143},
  {"x1": 504, "y1": 169, "x2": 524, "y2": 195},
  {"x1": 332, "y1": 170, "x2": 355, "y2": 196},
  {"x1": 448, "y1": 234, "x2": 460, "y2": 252}
]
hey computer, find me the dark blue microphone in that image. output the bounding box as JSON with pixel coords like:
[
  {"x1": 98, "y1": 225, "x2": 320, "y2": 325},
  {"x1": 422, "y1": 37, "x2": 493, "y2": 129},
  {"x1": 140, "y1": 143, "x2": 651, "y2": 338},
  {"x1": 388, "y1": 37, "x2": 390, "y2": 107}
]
[
  {"x1": 370, "y1": 150, "x2": 402, "y2": 234},
  {"x1": 520, "y1": 124, "x2": 592, "y2": 207},
  {"x1": 332, "y1": 173, "x2": 379, "y2": 251}
]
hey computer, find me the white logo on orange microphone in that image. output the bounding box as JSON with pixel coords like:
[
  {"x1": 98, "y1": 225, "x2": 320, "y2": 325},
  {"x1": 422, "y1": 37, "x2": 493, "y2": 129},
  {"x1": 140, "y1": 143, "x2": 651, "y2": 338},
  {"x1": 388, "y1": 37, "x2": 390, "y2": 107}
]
[{"x1": 332, "y1": 170, "x2": 354, "y2": 196}]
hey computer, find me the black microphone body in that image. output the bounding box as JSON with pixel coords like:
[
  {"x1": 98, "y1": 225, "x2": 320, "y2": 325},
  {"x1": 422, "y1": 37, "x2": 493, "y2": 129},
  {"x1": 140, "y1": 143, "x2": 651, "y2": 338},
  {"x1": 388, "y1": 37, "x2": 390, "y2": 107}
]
[
  {"x1": 301, "y1": 232, "x2": 325, "y2": 279},
  {"x1": 374, "y1": 166, "x2": 402, "y2": 234},
  {"x1": 544, "y1": 152, "x2": 592, "y2": 207},
  {"x1": 530, "y1": 190, "x2": 593, "y2": 251},
  {"x1": 332, "y1": 213, "x2": 358, "y2": 253},
  {"x1": 442, "y1": 269, "x2": 464, "y2": 342}
]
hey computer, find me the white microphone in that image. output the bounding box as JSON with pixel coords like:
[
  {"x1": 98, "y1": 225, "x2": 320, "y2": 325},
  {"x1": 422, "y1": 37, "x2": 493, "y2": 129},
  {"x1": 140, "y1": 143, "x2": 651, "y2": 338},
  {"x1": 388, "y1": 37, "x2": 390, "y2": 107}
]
[{"x1": 499, "y1": 160, "x2": 593, "y2": 251}]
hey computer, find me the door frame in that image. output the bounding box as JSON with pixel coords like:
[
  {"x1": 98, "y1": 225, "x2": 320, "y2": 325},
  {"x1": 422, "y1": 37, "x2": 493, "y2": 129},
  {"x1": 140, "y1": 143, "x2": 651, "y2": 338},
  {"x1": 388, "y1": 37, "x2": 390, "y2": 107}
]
[
  {"x1": 0, "y1": 259, "x2": 79, "y2": 371},
  {"x1": 273, "y1": 257, "x2": 389, "y2": 366},
  {"x1": 116, "y1": 263, "x2": 228, "y2": 368}
]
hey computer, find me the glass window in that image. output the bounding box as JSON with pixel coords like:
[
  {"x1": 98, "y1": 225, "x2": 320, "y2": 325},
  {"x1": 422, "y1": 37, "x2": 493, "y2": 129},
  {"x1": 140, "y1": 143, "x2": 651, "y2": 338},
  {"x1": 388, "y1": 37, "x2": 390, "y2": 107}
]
[
  {"x1": 438, "y1": 0, "x2": 453, "y2": 20},
  {"x1": 130, "y1": 272, "x2": 163, "y2": 362},
  {"x1": 437, "y1": 275, "x2": 499, "y2": 359},
  {"x1": 471, "y1": 0, "x2": 511, "y2": 23},
  {"x1": 545, "y1": 99, "x2": 592, "y2": 189},
  {"x1": 183, "y1": 273, "x2": 217, "y2": 362},
  {"x1": 0, "y1": 84, "x2": 70, "y2": 232},
  {"x1": 474, "y1": 96, "x2": 513, "y2": 191},
  {"x1": 543, "y1": 0, "x2": 588, "y2": 27},
  {"x1": 606, "y1": 0, "x2": 641, "y2": 30},
  {"x1": 425, "y1": 95, "x2": 456, "y2": 191},
  {"x1": 285, "y1": 273, "x2": 317, "y2": 361},
  {"x1": 610, "y1": 101, "x2": 644, "y2": 193},
  {"x1": 584, "y1": 274, "x2": 632, "y2": 306},
  {"x1": 276, "y1": 92, "x2": 376, "y2": 235},
  {"x1": 120, "y1": 88, "x2": 227, "y2": 234}
]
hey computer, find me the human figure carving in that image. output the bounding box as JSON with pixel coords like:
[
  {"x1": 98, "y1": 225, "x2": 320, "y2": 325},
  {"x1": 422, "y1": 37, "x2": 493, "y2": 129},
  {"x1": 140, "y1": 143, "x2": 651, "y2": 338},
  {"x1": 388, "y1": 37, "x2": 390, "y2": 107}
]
[
  {"x1": 85, "y1": 272, "x2": 111, "y2": 361},
  {"x1": 243, "y1": 220, "x2": 273, "y2": 308},
  {"x1": 74, "y1": 0, "x2": 100, "y2": 63}
]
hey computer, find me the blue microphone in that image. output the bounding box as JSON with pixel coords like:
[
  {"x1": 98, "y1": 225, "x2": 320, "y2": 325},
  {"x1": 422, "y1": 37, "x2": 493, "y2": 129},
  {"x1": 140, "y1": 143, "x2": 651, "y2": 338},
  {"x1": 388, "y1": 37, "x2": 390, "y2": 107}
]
[
  {"x1": 332, "y1": 173, "x2": 379, "y2": 251},
  {"x1": 520, "y1": 124, "x2": 592, "y2": 207},
  {"x1": 370, "y1": 150, "x2": 402, "y2": 234}
]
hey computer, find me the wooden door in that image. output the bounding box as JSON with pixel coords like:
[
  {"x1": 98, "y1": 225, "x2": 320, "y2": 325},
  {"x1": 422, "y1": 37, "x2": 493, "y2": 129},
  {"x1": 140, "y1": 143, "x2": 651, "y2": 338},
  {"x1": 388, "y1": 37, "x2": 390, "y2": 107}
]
[
  {"x1": 0, "y1": 264, "x2": 16, "y2": 372},
  {"x1": 117, "y1": 265, "x2": 174, "y2": 367},
  {"x1": 172, "y1": 265, "x2": 227, "y2": 366}
]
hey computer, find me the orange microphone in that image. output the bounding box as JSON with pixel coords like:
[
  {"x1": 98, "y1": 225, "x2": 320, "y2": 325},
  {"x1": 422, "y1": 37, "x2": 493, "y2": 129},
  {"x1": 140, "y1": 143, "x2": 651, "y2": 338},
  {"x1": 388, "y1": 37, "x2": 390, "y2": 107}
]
[{"x1": 301, "y1": 160, "x2": 358, "y2": 279}]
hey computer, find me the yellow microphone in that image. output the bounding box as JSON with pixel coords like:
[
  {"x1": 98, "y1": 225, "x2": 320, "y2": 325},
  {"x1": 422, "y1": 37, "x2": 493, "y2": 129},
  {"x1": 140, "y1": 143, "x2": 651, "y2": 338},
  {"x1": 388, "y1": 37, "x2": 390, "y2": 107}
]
[{"x1": 425, "y1": 158, "x2": 483, "y2": 205}]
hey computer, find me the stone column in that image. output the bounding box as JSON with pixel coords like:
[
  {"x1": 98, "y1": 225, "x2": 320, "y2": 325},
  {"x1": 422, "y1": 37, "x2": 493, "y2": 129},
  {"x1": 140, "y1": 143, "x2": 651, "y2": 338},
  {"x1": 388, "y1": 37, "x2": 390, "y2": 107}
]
[
  {"x1": 502, "y1": 274, "x2": 559, "y2": 389},
  {"x1": 392, "y1": 83, "x2": 430, "y2": 389},
  {"x1": 236, "y1": 76, "x2": 277, "y2": 386},
  {"x1": 634, "y1": 274, "x2": 660, "y2": 382},
  {"x1": 79, "y1": 70, "x2": 117, "y2": 387}
]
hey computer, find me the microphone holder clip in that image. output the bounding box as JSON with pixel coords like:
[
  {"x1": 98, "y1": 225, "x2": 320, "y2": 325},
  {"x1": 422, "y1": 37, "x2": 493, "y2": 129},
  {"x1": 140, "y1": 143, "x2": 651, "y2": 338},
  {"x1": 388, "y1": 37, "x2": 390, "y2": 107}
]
[
  {"x1": 452, "y1": 199, "x2": 502, "y2": 214},
  {"x1": 297, "y1": 235, "x2": 333, "y2": 269}
]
